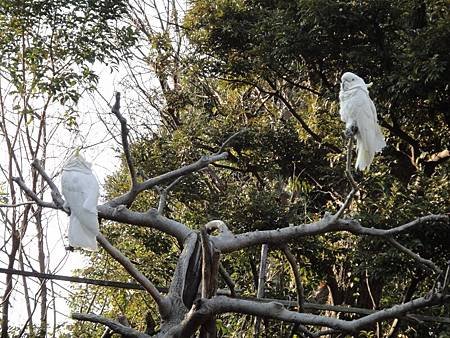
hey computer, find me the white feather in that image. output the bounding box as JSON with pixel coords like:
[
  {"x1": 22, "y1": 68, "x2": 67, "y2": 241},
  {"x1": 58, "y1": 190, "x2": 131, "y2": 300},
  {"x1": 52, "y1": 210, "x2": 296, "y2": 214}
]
[
  {"x1": 339, "y1": 72, "x2": 386, "y2": 170},
  {"x1": 61, "y1": 154, "x2": 99, "y2": 250}
]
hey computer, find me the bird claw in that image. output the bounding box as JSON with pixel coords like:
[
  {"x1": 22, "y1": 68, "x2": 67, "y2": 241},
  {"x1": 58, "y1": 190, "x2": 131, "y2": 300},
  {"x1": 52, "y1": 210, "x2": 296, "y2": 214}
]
[{"x1": 345, "y1": 124, "x2": 358, "y2": 138}]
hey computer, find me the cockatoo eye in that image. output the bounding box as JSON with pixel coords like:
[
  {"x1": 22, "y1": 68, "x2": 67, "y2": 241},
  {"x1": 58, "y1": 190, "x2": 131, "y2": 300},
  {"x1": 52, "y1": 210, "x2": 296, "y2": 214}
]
[{"x1": 351, "y1": 78, "x2": 355, "y2": 81}]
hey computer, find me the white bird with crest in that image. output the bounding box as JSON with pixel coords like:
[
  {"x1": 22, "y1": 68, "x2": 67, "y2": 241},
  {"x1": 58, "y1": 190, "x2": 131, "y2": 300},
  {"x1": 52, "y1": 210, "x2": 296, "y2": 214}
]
[
  {"x1": 339, "y1": 72, "x2": 386, "y2": 171},
  {"x1": 61, "y1": 152, "x2": 99, "y2": 250}
]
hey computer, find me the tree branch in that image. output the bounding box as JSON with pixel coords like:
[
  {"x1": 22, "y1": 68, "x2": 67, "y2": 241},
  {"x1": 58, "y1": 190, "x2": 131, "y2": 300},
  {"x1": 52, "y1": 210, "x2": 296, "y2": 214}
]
[
  {"x1": 282, "y1": 246, "x2": 305, "y2": 312},
  {"x1": 212, "y1": 214, "x2": 449, "y2": 253},
  {"x1": 199, "y1": 225, "x2": 220, "y2": 337},
  {"x1": 217, "y1": 128, "x2": 247, "y2": 154},
  {"x1": 200, "y1": 226, "x2": 213, "y2": 299},
  {"x1": 31, "y1": 159, "x2": 66, "y2": 210},
  {"x1": 97, "y1": 206, "x2": 192, "y2": 242},
  {"x1": 157, "y1": 176, "x2": 184, "y2": 214},
  {"x1": 11, "y1": 177, "x2": 61, "y2": 211},
  {"x1": 96, "y1": 234, "x2": 171, "y2": 317},
  {"x1": 333, "y1": 138, "x2": 358, "y2": 220},
  {"x1": 386, "y1": 237, "x2": 442, "y2": 274},
  {"x1": 219, "y1": 263, "x2": 236, "y2": 297},
  {"x1": 71, "y1": 313, "x2": 150, "y2": 338},
  {"x1": 107, "y1": 152, "x2": 229, "y2": 207},
  {"x1": 111, "y1": 92, "x2": 138, "y2": 189},
  {"x1": 254, "y1": 244, "x2": 269, "y2": 337},
  {"x1": 173, "y1": 293, "x2": 449, "y2": 336}
]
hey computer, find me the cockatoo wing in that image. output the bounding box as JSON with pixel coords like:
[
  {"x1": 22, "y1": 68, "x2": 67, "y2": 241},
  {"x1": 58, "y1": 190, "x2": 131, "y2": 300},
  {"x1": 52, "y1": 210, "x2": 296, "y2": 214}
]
[
  {"x1": 61, "y1": 156, "x2": 100, "y2": 251},
  {"x1": 351, "y1": 91, "x2": 386, "y2": 170}
]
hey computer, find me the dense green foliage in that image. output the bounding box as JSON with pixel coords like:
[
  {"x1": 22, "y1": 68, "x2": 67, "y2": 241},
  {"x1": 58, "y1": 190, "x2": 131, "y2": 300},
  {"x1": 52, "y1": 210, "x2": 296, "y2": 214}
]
[
  {"x1": 72, "y1": 1, "x2": 450, "y2": 337},
  {"x1": 0, "y1": 0, "x2": 136, "y2": 123}
]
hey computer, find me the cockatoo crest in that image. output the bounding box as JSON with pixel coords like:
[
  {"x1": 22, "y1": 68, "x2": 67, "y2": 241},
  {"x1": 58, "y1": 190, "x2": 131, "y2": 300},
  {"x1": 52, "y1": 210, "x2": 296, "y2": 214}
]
[
  {"x1": 61, "y1": 153, "x2": 100, "y2": 250},
  {"x1": 339, "y1": 72, "x2": 386, "y2": 171}
]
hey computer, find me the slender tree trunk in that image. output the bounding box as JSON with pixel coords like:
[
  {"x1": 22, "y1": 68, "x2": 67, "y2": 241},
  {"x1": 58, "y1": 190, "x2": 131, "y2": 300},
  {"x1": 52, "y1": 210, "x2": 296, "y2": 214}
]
[
  {"x1": 36, "y1": 209, "x2": 48, "y2": 338},
  {"x1": 1, "y1": 231, "x2": 20, "y2": 338},
  {"x1": 19, "y1": 250, "x2": 35, "y2": 336}
]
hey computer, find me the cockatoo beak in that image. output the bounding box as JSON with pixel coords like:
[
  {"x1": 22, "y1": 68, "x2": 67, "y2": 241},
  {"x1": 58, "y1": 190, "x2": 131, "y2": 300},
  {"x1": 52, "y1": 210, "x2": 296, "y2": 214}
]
[{"x1": 342, "y1": 80, "x2": 349, "y2": 91}]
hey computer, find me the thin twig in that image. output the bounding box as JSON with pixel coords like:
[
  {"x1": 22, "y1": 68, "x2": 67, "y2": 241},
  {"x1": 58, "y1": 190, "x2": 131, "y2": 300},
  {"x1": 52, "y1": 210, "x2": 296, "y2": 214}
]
[
  {"x1": 387, "y1": 237, "x2": 442, "y2": 274},
  {"x1": 334, "y1": 138, "x2": 358, "y2": 220},
  {"x1": 282, "y1": 246, "x2": 305, "y2": 311},
  {"x1": 31, "y1": 159, "x2": 66, "y2": 209},
  {"x1": 71, "y1": 313, "x2": 150, "y2": 338},
  {"x1": 12, "y1": 177, "x2": 61, "y2": 211},
  {"x1": 157, "y1": 176, "x2": 183, "y2": 214},
  {"x1": 219, "y1": 263, "x2": 236, "y2": 297},
  {"x1": 217, "y1": 128, "x2": 247, "y2": 154},
  {"x1": 0, "y1": 201, "x2": 36, "y2": 208},
  {"x1": 107, "y1": 152, "x2": 228, "y2": 207},
  {"x1": 254, "y1": 244, "x2": 269, "y2": 337}
]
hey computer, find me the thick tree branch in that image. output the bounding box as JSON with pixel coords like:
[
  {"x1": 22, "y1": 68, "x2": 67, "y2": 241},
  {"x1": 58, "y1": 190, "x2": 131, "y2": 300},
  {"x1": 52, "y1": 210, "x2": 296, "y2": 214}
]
[
  {"x1": 200, "y1": 226, "x2": 220, "y2": 338},
  {"x1": 173, "y1": 293, "x2": 449, "y2": 336},
  {"x1": 107, "y1": 152, "x2": 228, "y2": 207},
  {"x1": 168, "y1": 232, "x2": 200, "y2": 305},
  {"x1": 111, "y1": 92, "x2": 138, "y2": 189},
  {"x1": 212, "y1": 214, "x2": 449, "y2": 253},
  {"x1": 97, "y1": 234, "x2": 171, "y2": 317},
  {"x1": 71, "y1": 313, "x2": 150, "y2": 338},
  {"x1": 98, "y1": 206, "x2": 192, "y2": 242},
  {"x1": 200, "y1": 226, "x2": 213, "y2": 299}
]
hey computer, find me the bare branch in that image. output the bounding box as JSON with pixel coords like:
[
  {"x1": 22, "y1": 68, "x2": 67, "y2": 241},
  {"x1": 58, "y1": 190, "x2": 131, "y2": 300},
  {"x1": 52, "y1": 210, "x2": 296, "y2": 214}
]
[
  {"x1": 205, "y1": 220, "x2": 233, "y2": 238},
  {"x1": 71, "y1": 313, "x2": 150, "y2": 338},
  {"x1": 157, "y1": 176, "x2": 184, "y2": 214},
  {"x1": 168, "y1": 232, "x2": 199, "y2": 299},
  {"x1": 111, "y1": 92, "x2": 138, "y2": 188},
  {"x1": 217, "y1": 128, "x2": 247, "y2": 154},
  {"x1": 174, "y1": 293, "x2": 449, "y2": 335},
  {"x1": 386, "y1": 237, "x2": 442, "y2": 274},
  {"x1": 11, "y1": 177, "x2": 61, "y2": 211},
  {"x1": 199, "y1": 225, "x2": 220, "y2": 337},
  {"x1": 0, "y1": 201, "x2": 36, "y2": 208},
  {"x1": 31, "y1": 159, "x2": 66, "y2": 209},
  {"x1": 219, "y1": 263, "x2": 236, "y2": 297},
  {"x1": 282, "y1": 246, "x2": 305, "y2": 311},
  {"x1": 333, "y1": 138, "x2": 358, "y2": 220},
  {"x1": 96, "y1": 233, "x2": 171, "y2": 317},
  {"x1": 254, "y1": 244, "x2": 269, "y2": 337},
  {"x1": 107, "y1": 152, "x2": 229, "y2": 207},
  {"x1": 200, "y1": 226, "x2": 213, "y2": 299},
  {"x1": 212, "y1": 214, "x2": 449, "y2": 253},
  {"x1": 382, "y1": 215, "x2": 449, "y2": 235},
  {"x1": 97, "y1": 205, "x2": 192, "y2": 242}
]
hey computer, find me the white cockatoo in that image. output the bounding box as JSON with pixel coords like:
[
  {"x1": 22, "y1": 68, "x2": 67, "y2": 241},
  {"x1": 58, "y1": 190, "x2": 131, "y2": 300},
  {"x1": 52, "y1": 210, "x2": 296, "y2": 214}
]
[
  {"x1": 339, "y1": 72, "x2": 386, "y2": 171},
  {"x1": 61, "y1": 153, "x2": 99, "y2": 250}
]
